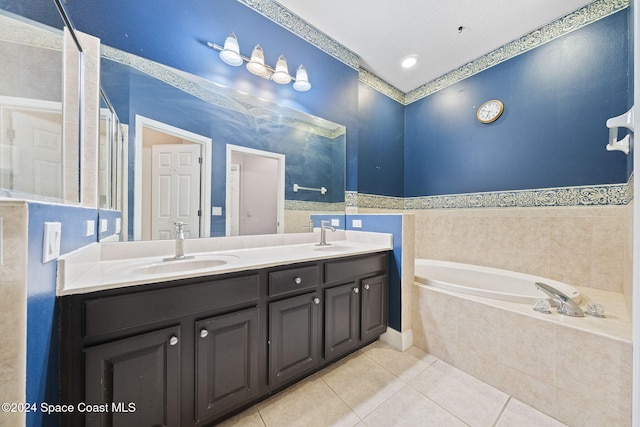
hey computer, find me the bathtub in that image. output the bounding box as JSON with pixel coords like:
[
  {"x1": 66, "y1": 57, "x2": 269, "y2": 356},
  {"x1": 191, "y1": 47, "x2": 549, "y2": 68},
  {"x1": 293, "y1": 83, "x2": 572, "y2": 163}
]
[{"x1": 414, "y1": 259, "x2": 581, "y2": 305}]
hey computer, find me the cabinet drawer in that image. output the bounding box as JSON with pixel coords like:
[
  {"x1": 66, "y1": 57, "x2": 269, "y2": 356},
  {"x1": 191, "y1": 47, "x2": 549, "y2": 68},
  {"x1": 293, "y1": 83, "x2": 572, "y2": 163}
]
[
  {"x1": 324, "y1": 253, "x2": 387, "y2": 284},
  {"x1": 269, "y1": 265, "x2": 320, "y2": 297},
  {"x1": 84, "y1": 274, "x2": 259, "y2": 338}
]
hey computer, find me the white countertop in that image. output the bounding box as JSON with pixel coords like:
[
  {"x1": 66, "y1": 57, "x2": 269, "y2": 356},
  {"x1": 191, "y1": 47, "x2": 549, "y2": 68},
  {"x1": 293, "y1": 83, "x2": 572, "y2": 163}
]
[{"x1": 57, "y1": 230, "x2": 393, "y2": 296}]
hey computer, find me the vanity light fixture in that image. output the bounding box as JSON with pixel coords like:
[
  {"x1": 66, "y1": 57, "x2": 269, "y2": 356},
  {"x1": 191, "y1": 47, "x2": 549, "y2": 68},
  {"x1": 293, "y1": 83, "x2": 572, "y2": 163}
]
[{"x1": 207, "y1": 32, "x2": 311, "y2": 91}]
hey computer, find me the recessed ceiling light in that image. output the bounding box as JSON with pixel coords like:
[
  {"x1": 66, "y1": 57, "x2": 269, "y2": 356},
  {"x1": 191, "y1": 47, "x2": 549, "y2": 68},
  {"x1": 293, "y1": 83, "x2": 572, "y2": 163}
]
[{"x1": 401, "y1": 55, "x2": 418, "y2": 69}]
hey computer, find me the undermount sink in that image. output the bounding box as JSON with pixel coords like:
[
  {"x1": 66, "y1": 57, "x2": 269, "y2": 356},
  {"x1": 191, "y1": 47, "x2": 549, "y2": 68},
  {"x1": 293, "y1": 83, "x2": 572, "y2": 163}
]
[{"x1": 130, "y1": 255, "x2": 239, "y2": 275}]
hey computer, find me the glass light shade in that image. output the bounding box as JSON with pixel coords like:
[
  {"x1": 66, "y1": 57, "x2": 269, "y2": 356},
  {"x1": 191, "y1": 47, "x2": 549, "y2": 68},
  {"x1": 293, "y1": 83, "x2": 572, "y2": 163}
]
[
  {"x1": 271, "y1": 55, "x2": 292, "y2": 84},
  {"x1": 293, "y1": 65, "x2": 311, "y2": 91},
  {"x1": 246, "y1": 44, "x2": 267, "y2": 76},
  {"x1": 219, "y1": 32, "x2": 243, "y2": 66}
]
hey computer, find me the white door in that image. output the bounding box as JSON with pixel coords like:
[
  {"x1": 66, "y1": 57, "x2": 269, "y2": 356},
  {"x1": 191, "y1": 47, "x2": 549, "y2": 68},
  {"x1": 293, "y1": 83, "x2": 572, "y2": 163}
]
[
  {"x1": 151, "y1": 144, "x2": 201, "y2": 240},
  {"x1": 228, "y1": 163, "x2": 241, "y2": 236},
  {"x1": 5, "y1": 108, "x2": 63, "y2": 198}
]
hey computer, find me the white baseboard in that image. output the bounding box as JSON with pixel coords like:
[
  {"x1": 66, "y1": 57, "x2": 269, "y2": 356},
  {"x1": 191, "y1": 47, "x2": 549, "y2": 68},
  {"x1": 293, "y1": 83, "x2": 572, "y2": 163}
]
[{"x1": 380, "y1": 327, "x2": 413, "y2": 351}]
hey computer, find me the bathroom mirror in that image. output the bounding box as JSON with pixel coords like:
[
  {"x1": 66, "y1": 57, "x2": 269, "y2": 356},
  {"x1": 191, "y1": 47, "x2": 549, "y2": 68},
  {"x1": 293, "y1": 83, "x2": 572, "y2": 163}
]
[
  {"x1": 0, "y1": 9, "x2": 82, "y2": 203},
  {"x1": 99, "y1": 47, "x2": 346, "y2": 241}
]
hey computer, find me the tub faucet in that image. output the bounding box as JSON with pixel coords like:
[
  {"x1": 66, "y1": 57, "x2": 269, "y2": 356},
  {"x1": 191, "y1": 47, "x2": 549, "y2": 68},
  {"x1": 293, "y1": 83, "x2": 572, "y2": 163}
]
[
  {"x1": 535, "y1": 282, "x2": 584, "y2": 317},
  {"x1": 316, "y1": 220, "x2": 335, "y2": 246},
  {"x1": 164, "y1": 222, "x2": 195, "y2": 262}
]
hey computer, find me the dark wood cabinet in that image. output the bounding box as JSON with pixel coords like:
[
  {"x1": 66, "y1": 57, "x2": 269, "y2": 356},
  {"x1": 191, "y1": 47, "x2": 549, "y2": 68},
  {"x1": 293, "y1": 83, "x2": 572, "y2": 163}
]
[
  {"x1": 84, "y1": 326, "x2": 181, "y2": 427},
  {"x1": 195, "y1": 307, "x2": 260, "y2": 422},
  {"x1": 60, "y1": 251, "x2": 389, "y2": 426},
  {"x1": 268, "y1": 291, "x2": 321, "y2": 388},
  {"x1": 361, "y1": 275, "x2": 388, "y2": 342},
  {"x1": 324, "y1": 282, "x2": 360, "y2": 360}
]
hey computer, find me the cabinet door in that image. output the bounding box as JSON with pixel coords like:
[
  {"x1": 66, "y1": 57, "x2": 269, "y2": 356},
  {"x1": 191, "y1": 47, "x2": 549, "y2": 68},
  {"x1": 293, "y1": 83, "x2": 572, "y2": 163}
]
[
  {"x1": 324, "y1": 282, "x2": 360, "y2": 361},
  {"x1": 361, "y1": 275, "x2": 388, "y2": 342},
  {"x1": 195, "y1": 307, "x2": 260, "y2": 423},
  {"x1": 269, "y1": 292, "x2": 321, "y2": 388},
  {"x1": 84, "y1": 326, "x2": 180, "y2": 427}
]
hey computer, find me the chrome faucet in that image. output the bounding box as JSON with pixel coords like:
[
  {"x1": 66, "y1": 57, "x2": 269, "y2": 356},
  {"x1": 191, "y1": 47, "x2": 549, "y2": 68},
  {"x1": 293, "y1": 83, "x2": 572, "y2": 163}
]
[
  {"x1": 164, "y1": 222, "x2": 195, "y2": 262},
  {"x1": 535, "y1": 282, "x2": 584, "y2": 317},
  {"x1": 316, "y1": 220, "x2": 336, "y2": 246}
]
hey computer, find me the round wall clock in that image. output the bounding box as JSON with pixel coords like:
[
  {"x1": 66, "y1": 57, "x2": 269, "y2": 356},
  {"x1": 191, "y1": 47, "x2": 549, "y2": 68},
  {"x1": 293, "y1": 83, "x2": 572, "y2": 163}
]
[{"x1": 476, "y1": 99, "x2": 504, "y2": 123}]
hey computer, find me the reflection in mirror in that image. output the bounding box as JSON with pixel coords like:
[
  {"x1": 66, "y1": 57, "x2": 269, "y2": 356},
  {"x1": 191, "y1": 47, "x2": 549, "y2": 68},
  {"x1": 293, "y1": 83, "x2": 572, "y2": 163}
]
[
  {"x1": 0, "y1": 11, "x2": 67, "y2": 200},
  {"x1": 99, "y1": 47, "x2": 346, "y2": 241},
  {"x1": 98, "y1": 89, "x2": 128, "y2": 241}
]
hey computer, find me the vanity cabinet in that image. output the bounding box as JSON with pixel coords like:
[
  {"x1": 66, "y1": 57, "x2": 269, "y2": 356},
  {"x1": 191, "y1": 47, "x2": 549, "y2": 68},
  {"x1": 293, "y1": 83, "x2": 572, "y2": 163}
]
[
  {"x1": 323, "y1": 254, "x2": 388, "y2": 362},
  {"x1": 268, "y1": 291, "x2": 321, "y2": 388},
  {"x1": 60, "y1": 251, "x2": 389, "y2": 426},
  {"x1": 83, "y1": 326, "x2": 181, "y2": 427},
  {"x1": 195, "y1": 307, "x2": 261, "y2": 422}
]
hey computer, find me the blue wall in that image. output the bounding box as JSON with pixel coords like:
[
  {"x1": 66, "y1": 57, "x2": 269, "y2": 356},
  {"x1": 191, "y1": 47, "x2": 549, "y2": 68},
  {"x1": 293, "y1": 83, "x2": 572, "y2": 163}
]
[
  {"x1": 26, "y1": 203, "x2": 98, "y2": 427},
  {"x1": 404, "y1": 10, "x2": 630, "y2": 197},
  {"x1": 358, "y1": 82, "x2": 405, "y2": 197}
]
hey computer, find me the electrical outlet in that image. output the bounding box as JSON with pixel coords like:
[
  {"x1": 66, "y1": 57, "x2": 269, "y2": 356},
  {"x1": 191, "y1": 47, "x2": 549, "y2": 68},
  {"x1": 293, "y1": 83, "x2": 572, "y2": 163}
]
[
  {"x1": 352, "y1": 219, "x2": 362, "y2": 228},
  {"x1": 100, "y1": 219, "x2": 108, "y2": 233},
  {"x1": 115, "y1": 218, "x2": 122, "y2": 234},
  {"x1": 212, "y1": 206, "x2": 222, "y2": 216},
  {"x1": 331, "y1": 218, "x2": 340, "y2": 227}
]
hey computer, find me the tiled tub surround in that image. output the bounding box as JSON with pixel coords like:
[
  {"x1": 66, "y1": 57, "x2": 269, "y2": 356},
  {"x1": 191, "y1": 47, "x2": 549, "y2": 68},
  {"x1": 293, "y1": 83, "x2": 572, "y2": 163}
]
[
  {"x1": 0, "y1": 202, "x2": 28, "y2": 427},
  {"x1": 413, "y1": 205, "x2": 632, "y2": 296},
  {"x1": 412, "y1": 282, "x2": 632, "y2": 426}
]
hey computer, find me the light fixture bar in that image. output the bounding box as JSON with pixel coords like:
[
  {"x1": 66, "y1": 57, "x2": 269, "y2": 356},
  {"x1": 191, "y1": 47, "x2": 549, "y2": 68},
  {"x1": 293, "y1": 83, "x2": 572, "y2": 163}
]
[{"x1": 207, "y1": 37, "x2": 311, "y2": 91}]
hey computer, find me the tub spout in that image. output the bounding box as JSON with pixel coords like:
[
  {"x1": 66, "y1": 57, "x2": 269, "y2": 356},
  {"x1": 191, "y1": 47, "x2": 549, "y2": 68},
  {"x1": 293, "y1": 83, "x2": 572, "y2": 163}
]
[{"x1": 535, "y1": 282, "x2": 584, "y2": 317}]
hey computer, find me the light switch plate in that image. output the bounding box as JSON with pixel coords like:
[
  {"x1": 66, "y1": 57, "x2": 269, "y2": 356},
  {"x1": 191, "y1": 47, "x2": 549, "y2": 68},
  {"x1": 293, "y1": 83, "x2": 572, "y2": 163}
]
[
  {"x1": 43, "y1": 222, "x2": 62, "y2": 263},
  {"x1": 352, "y1": 219, "x2": 362, "y2": 228},
  {"x1": 85, "y1": 220, "x2": 95, "y2": 237}
]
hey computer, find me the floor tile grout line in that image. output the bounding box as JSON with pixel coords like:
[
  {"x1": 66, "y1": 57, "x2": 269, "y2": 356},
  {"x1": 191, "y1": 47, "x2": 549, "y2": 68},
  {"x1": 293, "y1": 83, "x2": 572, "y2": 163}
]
[
  {"x1": 318, "y1": 374, "x2": 364, "y2": 424},
  {"x1": 492, "y1": 396, "x2": 512, "y2": 427},
  {"x1": 405, "y1": 379, "x2": 472, "y2": 426}
]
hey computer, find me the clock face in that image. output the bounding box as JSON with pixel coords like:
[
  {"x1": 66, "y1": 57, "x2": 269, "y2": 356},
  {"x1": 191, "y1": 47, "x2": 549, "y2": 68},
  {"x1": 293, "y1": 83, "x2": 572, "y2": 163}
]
[{"x1": 477, "y1": 100, "x2": 504, "y2": 123}]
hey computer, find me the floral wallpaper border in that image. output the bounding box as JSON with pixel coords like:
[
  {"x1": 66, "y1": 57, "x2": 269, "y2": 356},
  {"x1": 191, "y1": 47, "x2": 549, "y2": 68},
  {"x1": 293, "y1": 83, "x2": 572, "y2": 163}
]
[{"x1": 346, "y1": 176, "x2": 633, "y2": 210}]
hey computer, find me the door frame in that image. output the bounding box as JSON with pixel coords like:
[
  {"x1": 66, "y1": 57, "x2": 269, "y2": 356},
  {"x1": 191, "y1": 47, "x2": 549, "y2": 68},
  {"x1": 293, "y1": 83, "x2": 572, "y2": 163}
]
[
  {"x1": 225, "y1": 144, "x2": 285, "y2": 236},
  {"x1": 134, "y1": 115, "x2": 211, "y2": 240}
]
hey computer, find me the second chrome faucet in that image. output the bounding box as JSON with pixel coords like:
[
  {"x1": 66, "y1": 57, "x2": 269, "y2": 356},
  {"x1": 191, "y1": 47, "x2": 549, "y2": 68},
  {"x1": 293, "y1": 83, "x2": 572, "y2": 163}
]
[{"x1": 316, "y1": 220, "x2": 336, "y2": 246}]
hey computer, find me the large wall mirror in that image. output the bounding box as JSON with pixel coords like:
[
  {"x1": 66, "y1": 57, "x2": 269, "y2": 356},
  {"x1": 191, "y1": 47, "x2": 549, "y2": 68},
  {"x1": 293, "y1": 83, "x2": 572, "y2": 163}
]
[
  {"x1": 99, "y1": 47, "x2": 346, "y2": 241},
  {"x1": 0, "y1": 9, "x2": 82, "y2": 203}
]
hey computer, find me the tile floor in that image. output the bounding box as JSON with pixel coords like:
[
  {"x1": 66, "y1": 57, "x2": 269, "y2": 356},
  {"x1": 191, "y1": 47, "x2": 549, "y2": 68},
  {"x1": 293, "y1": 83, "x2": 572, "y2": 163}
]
[{"x1": 218, "y1": 341, "x2": 567, "y2": 427}]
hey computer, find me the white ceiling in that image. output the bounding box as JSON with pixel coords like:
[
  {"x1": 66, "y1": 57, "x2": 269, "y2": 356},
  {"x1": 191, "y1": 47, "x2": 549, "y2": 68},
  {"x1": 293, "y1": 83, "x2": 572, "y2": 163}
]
[{"x1": 275, "y1": 0, "x2": 597, "y2": 93}]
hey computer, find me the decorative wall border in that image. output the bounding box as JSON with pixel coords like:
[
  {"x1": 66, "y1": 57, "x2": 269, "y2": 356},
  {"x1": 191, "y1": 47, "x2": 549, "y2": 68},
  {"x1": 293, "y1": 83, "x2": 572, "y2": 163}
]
[
  {"x1": 237, "y1": 0, "x2": 360, "y2": 70},
  {"x1": 0, "y1": 12, "x2": 63, "y2": 50},
  {"x1": 358, "y1": 68, "x2": 406, "y2": 104},
  {"x1": 285, "y1": 200, "x2": 345, "y2": 212},
  {"x1": 101, "y1": 45, "x2": 345, "y2": 139},
  {"x1": 346, "y1": 177, "x2": 633, "y2": 210}
]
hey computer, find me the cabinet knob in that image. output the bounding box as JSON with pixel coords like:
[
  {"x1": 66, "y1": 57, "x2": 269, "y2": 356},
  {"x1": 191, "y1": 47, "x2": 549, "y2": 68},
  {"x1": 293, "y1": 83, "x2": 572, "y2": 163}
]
[
  {"x1": 294, "y1": 276, "x2": 302, "y2": 285},
  {"x1": 169, "y1": 336, "x2": 179, "y2": 346},
  {"x1": 364, "y1": 284, "x2": 370, "y2": 290},
  {"x1": 313, "y1": 297, "x2": 320, "y2": 305},
  {"x1": 200, "y1": 329, "x2": 209, "y2": 338},
  {"x1": 353, "y1": 287, "x2": 359, "y2": 294}
]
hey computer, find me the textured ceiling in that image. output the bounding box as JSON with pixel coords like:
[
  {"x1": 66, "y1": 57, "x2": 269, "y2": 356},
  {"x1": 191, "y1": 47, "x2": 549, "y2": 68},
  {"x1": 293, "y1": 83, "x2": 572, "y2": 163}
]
[{"x1": 275, "y1": 0, "x2": 598, "y2": 93}]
